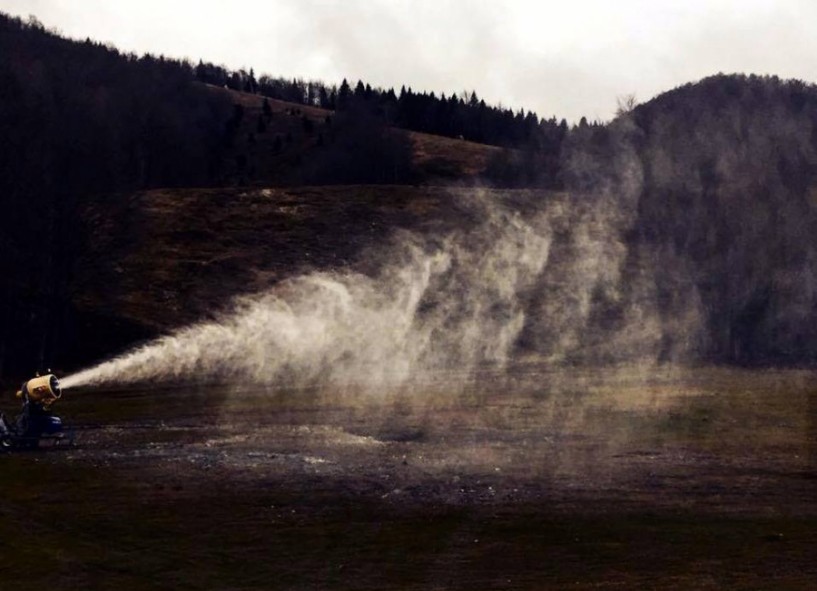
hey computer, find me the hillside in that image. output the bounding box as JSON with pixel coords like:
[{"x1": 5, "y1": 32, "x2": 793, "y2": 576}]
[
  {"x1": 0, "y1": 14, "x2": 233, "y2": 378},
  {"x1": 15, "y1": 74, "x2": 817, "y2": 375},
  {"x1": 528, "y1": 73, "x2": 817, "y2": 365},
  {"x1": 64, "y1": 185, "x2": 559, "y2": 369},
  {"x1": 0, "y1": 14, "x2": 519, "y2": 377},
  {"x1": 72, "y1": 185, "x2": 475, "y2": 331},
  {"x1": 205, "y1": 85, "x2": 503, "y2": 185},
  {"x1": 6, "y1": 5, "x2": 817, "y2": 375},
  {"x1": 625, "y1": 74, "x2": 817, "y2": 363}
]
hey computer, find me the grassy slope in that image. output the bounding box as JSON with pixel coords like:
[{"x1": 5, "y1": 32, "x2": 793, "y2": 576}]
[
  {"x1": 72, "y1": 185, "x2": 556, "y2": 335},
  {"x1": 206, "y1": 85, "x2": 502, "y2": 184}
]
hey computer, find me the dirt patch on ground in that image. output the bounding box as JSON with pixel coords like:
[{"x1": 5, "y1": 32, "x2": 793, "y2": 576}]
[{"x1": 2, "y1": 365, "x2": 816, "y2": 589}]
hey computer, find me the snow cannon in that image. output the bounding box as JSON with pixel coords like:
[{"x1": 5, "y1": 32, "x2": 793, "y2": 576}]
[
  {"x1": 1, "y1": 373, "x2": 72, "y2": 450},
  {"x1": 16, "y1": 374, "x2": 62, "y2": 408}
]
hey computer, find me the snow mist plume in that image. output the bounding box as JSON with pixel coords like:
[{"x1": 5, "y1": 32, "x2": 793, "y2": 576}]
[
  {"x1": 61, "y1": 194, "x2": 553, "y2": 390},
  {"x1": 62, "y1": 116, "x2": 717, "y2": 392}
]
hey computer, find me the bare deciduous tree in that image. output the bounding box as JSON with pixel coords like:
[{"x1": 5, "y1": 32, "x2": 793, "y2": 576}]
[{"x1": 616, "y1": 93, "x2": 638, "y2": 117}]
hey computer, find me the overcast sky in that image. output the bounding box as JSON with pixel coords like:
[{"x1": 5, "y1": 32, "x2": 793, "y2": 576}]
[{"x1": 1, "y1": 0, "x2": 815, "y2": 121}]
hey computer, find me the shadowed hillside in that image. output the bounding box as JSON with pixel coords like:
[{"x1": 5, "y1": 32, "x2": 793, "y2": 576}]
[
  {"x1": 207, "y1": 85, "x2": 503, "y2": 186},
  {"x1": 0, "y1": 14, "x2": 528, "y2": 377},
  {"x1": 0, "y1": 14, "x2": 232, "y2": 377},
  {"x1": 5, "y1": 9, "x2": 817, "y2": 377},
  {"x1": 626, "y1": 75, "x2": 817, "y2": 363},
  {"x1": 520, "y1": 74, "x2": 817, "y2": 366}
]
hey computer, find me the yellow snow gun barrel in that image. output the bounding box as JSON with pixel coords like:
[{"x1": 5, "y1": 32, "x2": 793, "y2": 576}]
[{"x1": 16, "y1": 374, "x2": 62, "y2": 408}]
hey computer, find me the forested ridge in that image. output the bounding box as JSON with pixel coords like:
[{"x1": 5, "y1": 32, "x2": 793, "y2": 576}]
[
  {"x1": 194, "y1": 62, "x2": 569, "y2": 153},
  {"x1": 0, "y1": 13, "x2": 233, "y2": 376},
  {"x1": 627, "y1": 74, "x2": 817, "y2": 363}
]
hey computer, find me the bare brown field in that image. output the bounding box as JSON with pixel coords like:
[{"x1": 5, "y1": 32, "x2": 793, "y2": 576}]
[
  {"x1": 2, "y1": 365, "x2": 816, "y2": 589},
  {"x1": 206, "y1": 83, "x2": 334, "y2": 122},
  {"x1": 408, "y1": 130, "x2": 503, "y2": 178}
]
